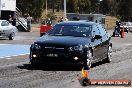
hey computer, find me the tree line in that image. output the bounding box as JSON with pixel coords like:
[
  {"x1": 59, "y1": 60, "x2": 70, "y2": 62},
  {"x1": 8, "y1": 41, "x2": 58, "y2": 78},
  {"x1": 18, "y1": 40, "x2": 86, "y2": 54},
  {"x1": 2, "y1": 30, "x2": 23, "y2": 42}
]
[{"x1": 17, "y1": 0, "x2": 132, "y2": 21}]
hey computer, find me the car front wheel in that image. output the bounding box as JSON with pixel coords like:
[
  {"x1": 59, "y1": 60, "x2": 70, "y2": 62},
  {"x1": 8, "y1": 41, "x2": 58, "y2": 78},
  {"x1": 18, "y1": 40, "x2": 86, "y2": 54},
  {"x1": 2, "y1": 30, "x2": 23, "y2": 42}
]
[
  {"x1": 84, "y1": 49, "x2": 93, "y2": 70},
  {"x1": 105, "y1": 45, "x2": 112, "y2": 63},
  {"x1": 9, "y1": 32, "x2": 15, "y2": 40}
]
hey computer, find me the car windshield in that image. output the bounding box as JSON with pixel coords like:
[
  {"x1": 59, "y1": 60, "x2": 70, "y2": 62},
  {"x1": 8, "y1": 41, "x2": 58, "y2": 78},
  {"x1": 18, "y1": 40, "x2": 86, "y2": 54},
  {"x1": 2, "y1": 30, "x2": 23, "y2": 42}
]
[{"x1": 47, "y1": 24, "x2": 92, "y2": 37}]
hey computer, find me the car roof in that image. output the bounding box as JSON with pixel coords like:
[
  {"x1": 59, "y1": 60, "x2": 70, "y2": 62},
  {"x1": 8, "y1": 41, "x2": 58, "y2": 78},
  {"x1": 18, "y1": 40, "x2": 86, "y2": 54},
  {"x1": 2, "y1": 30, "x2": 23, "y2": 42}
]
[{"x1": 57, "y1": 21, "x2": 97, "y2": 26}]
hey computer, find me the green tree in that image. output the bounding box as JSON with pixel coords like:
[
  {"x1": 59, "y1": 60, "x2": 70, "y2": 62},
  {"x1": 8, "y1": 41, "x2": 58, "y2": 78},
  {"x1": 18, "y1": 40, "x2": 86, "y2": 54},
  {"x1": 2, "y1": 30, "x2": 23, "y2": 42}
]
[
  {"x1": 17, "y1": 0, "x2": 45, "y2": 19},
  {"x1": 16, "y1": 0, "x2": 132, "y2": 20},
  {"x1": 118, "y1": 0, "x2": 132, "y2": 18},
  {"x1": 79, "y1": 0, "x2": 91, "y2": 14},
  {"x1": 89, "y1": 0, "x2": 99, "y2": 13},
  {"x1": 67, "y1": 0, "x2": 79, "y2": 13},
  {"x1": 67, "y1": 0, "x2": 90, "y2": 13},
  {"x1": 101, "y1": 0, "x2": 110, "y2": 14}
]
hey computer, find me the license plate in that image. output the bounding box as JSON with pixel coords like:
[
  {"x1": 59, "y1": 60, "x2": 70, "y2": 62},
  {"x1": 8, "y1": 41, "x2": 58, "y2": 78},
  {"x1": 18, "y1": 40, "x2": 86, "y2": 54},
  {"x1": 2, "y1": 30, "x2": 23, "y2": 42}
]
[{"x1": 47, "y1": 54, "x2": 58, "y2": 57}]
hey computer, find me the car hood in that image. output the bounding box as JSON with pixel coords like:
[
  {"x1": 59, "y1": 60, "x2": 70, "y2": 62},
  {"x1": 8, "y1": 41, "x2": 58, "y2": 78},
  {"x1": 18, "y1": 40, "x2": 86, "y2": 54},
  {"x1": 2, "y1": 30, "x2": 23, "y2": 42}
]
[{"x1": 36, "y1": 35, "x2": 91, "y2": 46}]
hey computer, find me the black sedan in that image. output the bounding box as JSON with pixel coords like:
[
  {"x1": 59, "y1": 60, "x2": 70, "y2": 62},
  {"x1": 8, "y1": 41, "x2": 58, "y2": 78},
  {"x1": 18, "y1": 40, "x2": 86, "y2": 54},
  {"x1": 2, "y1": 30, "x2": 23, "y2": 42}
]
[{"x1": 29, "y1": 21, "x2": 112, "y2": 69}]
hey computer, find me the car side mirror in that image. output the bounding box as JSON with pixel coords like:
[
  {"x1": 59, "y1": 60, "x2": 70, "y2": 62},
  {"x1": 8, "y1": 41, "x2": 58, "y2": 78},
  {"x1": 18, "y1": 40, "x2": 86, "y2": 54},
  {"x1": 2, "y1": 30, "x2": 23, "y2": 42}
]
[{"x1": 94, "y1": 35, "x2": 102, "y2": 40}]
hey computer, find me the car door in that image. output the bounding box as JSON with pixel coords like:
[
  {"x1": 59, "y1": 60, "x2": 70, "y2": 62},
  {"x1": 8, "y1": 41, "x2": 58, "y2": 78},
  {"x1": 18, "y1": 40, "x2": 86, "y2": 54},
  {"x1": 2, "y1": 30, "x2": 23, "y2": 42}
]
[
  {"x1": 91, "y1": 24, "x2": 102, "y2": 62},
  {"x1": 97, "y1": 24, "x2": 109, "y2": 59}
]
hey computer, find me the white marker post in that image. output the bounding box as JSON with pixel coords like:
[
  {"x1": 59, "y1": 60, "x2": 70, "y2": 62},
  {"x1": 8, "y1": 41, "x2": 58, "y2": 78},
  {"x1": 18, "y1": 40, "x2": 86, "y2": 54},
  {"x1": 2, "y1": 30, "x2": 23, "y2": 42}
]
[
  {"x1": 46, "y1": 0, "x2": 47, "y2": 15},
  {"x1": 64, "y1": 0, "x2": 66, "y2": 20}
]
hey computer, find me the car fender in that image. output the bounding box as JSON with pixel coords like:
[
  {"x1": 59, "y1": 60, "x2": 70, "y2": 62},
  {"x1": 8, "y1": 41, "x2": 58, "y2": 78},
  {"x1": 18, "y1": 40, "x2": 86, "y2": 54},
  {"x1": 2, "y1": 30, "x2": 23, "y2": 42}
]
[
  {"x1": 83, "y1": 44, "x2": 94, "y2": 57},
  {"x1": 10, "y1": 27, "x2": 18, "y2": 34}
]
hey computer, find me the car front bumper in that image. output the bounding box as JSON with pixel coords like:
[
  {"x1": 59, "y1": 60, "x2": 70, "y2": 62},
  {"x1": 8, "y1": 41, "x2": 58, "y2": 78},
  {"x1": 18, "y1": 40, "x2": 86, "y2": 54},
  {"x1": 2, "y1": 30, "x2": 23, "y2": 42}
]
[
  {"x1": 0, "y1": 30, "x2": 10, "y2": 37},
  {"x1": 30, "y1": 50, "x2": 85, "y2": 66}
]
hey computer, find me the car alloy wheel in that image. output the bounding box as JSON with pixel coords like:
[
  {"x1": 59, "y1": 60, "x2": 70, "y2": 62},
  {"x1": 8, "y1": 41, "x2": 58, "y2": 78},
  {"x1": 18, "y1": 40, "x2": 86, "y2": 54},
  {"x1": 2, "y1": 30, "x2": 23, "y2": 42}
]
[
  {"x1": 86, "y1": 50, "x2": 92, "y2": 69},
  {"x1": 106, "y1": 45, "x2": 112, "y2": 62}
]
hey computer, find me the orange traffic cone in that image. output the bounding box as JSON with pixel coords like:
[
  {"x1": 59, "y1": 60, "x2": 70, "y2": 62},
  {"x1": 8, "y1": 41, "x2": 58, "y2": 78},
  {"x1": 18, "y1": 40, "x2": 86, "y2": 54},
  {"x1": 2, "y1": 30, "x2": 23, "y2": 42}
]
[
  {"x1": 79, "y1": 67, "x2": 91, "y2": 86},
  {"x1": 81, "y1": 67, "x2": 89, "y2": 78},
  {"x1": 121, "y1": 24, "x2": 124, "y2": 38}
]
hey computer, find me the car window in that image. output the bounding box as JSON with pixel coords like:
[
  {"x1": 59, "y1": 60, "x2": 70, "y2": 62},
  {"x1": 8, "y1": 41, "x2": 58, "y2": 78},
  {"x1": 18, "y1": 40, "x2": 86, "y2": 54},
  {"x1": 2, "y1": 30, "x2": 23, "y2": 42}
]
[
  {"x1": 92, "y1": 24, "x2": 100, "y2": 36},
  {"x1": 1, "y1": 21, "x2": 9, "y2": 26},
  {"x1": 48, "y1": 24, "x2": 92, "y2": 37},
  {"x1": 97, "y1": 24, "x2": 106, "y2": 36}
]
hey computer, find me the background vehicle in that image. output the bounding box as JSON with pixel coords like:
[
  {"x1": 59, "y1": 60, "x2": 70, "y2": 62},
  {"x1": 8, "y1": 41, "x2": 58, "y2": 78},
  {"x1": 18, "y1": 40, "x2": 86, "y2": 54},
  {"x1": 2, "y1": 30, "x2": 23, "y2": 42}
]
[
  {"x1": 30, "y1": 21, "x2": 112, "y2": 69},
  {"x1": 120, "y1": 22, "x2": 132, "y2": 33},
  {"x1": 0, "y1": 20, "x2": 17, "y2": 40},
  {"x1": 67, "y1": 13, "x2": 106, "y2": 27}
]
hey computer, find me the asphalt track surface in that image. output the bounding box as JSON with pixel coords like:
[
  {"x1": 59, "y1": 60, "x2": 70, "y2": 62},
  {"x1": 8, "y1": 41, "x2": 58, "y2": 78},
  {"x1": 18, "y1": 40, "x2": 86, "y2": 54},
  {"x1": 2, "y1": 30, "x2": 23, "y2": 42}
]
[{"x1": 0, "y1": 30, "x2": 132, "y2": 88}]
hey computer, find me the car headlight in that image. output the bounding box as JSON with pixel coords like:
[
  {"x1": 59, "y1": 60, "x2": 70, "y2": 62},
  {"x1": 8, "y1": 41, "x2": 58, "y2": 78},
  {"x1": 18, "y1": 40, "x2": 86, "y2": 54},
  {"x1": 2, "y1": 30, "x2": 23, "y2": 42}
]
[
  {"x1": 32, "y1": 43, "x2": 41, "y2": 50},
  {"x1": 69, "y1": 45, "x2": 83, "y2": 51}
]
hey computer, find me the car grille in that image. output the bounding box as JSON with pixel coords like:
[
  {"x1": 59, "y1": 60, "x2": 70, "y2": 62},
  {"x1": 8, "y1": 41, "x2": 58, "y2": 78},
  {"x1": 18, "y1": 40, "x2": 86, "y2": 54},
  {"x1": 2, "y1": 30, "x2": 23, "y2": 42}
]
[
  {"x1": 39, "y1": 44, "x2": 69, "y2": 56},
  {"x1": 43, "y1": 47, "x2": 66, "y2": 53}
]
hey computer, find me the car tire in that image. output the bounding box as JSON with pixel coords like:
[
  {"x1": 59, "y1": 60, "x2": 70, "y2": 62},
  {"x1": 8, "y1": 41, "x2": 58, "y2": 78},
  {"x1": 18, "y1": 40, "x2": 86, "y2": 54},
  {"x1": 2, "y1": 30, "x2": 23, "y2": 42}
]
[
  {"x1": 30, "y1": 61, "x2": 37, "y2": 68},
  {"x1": 105, "y1": 45, "x2": 112, "y2": 63},
  {"x1": 84, "y1": 49, "x2": 93, "y2": 70},
  {"x1": 9, "y1": 32, "x2": 15, "y2": 40}
]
